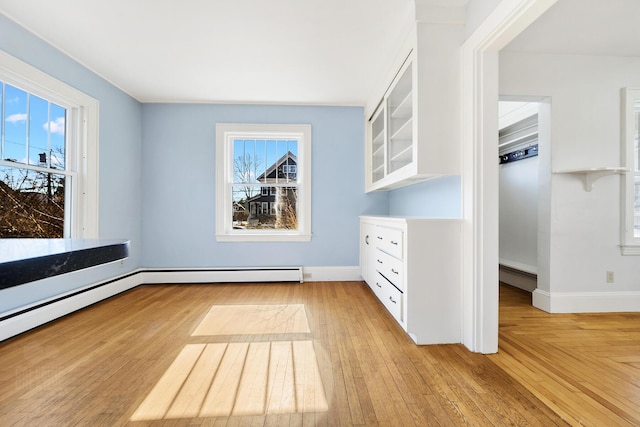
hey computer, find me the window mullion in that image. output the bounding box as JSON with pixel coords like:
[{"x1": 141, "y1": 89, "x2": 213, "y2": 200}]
[{"x1": 1, "y1": 81, "x2": 4, "y2": 160}]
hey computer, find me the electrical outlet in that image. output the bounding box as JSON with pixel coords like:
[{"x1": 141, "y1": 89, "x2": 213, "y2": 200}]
[{"x1": 606, "y1": 271, "x2": 614, "y2": 283}]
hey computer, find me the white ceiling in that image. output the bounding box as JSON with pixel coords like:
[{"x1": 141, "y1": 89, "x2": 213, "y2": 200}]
[
  {"x1": 504, "y1": 0, "x2": 640, "y2": 57},
  {"x1": 0, "y1": 0, "x2": 414, "y2": 105},
  {"x1": 2, "y1": 0, "x2": 639, "y2": 105}
]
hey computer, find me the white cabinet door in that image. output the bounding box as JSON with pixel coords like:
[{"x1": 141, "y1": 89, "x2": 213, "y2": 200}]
[{"x1": 360, "y1": 221, "x2": 376, "y2": 285}]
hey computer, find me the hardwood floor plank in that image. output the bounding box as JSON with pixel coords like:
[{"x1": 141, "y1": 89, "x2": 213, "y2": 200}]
[
  {"x1": 166, "y1": 343, "x2": 227, "y2": 419},
  {"x1": 292, "y1": 340, "x2": 328, "y2": 414},
  {"x1": 233, "y1": 342, "x2": 270, "y2": 416},
  {"x1": 200, "y1": 342, "x2": 250, "y2": 418},
  {"x1": 130, "y1": 343, "x2": 206, "y2": 421},
  {"x1": 265, "y1": 341, "x2": 295, "y2": 414}
]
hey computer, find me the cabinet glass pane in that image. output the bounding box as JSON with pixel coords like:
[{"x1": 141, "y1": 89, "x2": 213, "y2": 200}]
[
  {"x1": 387, "y1": 63, "x2": 413, "y2": 174},
  {"x1": 371, "y1": 107, "x2": 385, "y2": 183}
]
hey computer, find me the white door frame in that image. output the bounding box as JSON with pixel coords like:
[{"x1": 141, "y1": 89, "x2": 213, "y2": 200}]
[{"x1": 461, "y1": 0, "x2": 558, "y2": 353}]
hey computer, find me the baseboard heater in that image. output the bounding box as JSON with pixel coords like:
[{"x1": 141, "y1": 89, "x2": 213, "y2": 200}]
[
  {"x1": 0, "y1": 266, "x2": 304, "y2": 342},
  {"x1": 141, "y1": 267, "x2": 304, "y2": 284},
  {"x1": 499, "y1": 264, "x2": 537, "y2": 293}
]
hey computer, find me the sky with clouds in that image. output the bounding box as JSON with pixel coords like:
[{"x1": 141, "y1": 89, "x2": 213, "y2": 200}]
[{"x1": 2, "y1": 82, "x2": 65, "y2": 167}]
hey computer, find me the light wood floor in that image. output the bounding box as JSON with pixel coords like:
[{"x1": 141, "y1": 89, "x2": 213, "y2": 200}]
[
  {"x1": 491, "y1": 284, "x2": 640, "y2": 426},
  {"x1": 0, "y1": 281, "x2": 637, "y2": 426}
]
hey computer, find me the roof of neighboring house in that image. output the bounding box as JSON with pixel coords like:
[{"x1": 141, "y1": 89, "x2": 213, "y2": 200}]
[{"x1": 257, "y1": 151, "x2": 297, "y2": 182}]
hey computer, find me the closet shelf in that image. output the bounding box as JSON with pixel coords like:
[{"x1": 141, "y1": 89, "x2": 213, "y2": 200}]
[{"x1": 553, "y1": 167, "x2": 628, "y2": 192}]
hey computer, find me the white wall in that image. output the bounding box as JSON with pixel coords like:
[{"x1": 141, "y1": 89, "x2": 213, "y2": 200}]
[
  {"x1": 500, "y1": 51, "x2": 640, "y2": 311},
  {"x1": 464, "y1": 0, "x2": 503, "y2": 38},
  {"x1": 499, "y1": 156, "x2": 538, "y2": 271}
]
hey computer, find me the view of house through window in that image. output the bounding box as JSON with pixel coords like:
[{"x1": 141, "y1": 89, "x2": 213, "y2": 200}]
[
  {"x1": 216, "y1": 123, "x2": 311, "y2": 242},
  {"x1": 0, "y1": 80, "x2": 68, "y2": 238},
  {"x1": 232, "y1": 138, "x2": 298, "y2": 230}
]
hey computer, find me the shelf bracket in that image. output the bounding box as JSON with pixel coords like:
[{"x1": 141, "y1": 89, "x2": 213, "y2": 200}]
[{"x1": 553, "y1": 168, "x2": 628, "y2": 192}]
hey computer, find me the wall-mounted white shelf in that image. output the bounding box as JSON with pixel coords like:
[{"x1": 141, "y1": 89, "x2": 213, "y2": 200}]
[{"x1": 553, "y1": 167, "x2": 629, "y2": 192}]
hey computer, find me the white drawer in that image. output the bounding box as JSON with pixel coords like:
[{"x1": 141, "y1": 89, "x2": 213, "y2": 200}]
[
  {"x1": 374, "y1": 226, "x2": 403, "y2": 259},
  {"x1": 374, "y1": 250, "x2": 404, "y2": 291},
  {"x1": 371, "y1": 271, "x2": 386, "y2": 300},
  {"x1": 381, "y1": 279, "x2": 403, "y2": 323}
]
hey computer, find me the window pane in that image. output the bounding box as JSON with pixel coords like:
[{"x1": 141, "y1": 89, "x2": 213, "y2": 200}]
[
  {"x1": 0, "y1": 83, "x2": 3, "y2": 159},
  {"x1": 233, "y1": 139, "x2": 261, "y2": 184},
  {"x1": 265, "y1": 140, "x2": 277, "y2": 183},
  {"x1": 255, "y1": 139, "x2": 265, "y2": 180},
  {"x1": 4, "y1": 84, "x2": 27, "y2": 163},
  {"x1": 29, "y1": 94, "x2": 48, "y2": 166},
  {"x1": 231, "y1": 184, "x2": 297, "y2": 230},
  {"x1": 49, "y1": 103, "x2": 66, "y2": 170},
  {"x1": 0, "y1": 166, "x2": 65, "y2": 237}
]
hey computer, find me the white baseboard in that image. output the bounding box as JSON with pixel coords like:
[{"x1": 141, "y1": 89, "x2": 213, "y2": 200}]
[
  {"x1": 301, "y1": 266, "x2": 361, "y2": 282},
  {"x1": 0, "y1": 271, "x2": 143, "y2": 342},
  {"x1": 533, "y1": 289, "x2": 640, "y2": 313},
  {"x1": 0, "y1": 265, "x2": 361, "y2": 342}
]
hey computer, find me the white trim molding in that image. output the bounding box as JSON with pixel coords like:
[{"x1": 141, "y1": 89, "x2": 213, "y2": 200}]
[
  {"x1": 461, "y1": 0, "x2": 558, "y2": 354},
  {"x1": 215, "y1": 123, "x2": 312, "y2": 242},
  {"x1": 533, "y1": 289, "x2": 640, "y2": 313},
  {"x1": 0, "y1": 49, "x2": 100, "y2": 238}
]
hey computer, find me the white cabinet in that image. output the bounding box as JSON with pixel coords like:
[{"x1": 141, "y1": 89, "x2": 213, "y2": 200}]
[
  {"x1": 365, "y1": 23, "x2": 462, "y2": 192},
  {"x1": 360, "y1": 216, "x2": 461, "y2": 345}
]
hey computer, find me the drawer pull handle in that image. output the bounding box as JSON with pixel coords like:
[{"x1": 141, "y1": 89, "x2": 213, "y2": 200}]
[
  {"x1": 376, "y1": 282, "x2": 382, "y2": 288},
  {"x1": 377, "y1": 259, "x2": 383, "y2": 264},
  {"x1": 391, "y1": 268, "x2": 399, "y2": 275},
  {"x1": 390, "y1": 240, "x2": 398, "y2": 246},
  {"x1": 376, "y1": 236, "x2": 383, "y2": 240},
  {"x1": 365, "y1": 235, "x2": 369, "y2": 245},
  {"x1": 389, "y1": 296, "x2": 396, "y2": 304}
]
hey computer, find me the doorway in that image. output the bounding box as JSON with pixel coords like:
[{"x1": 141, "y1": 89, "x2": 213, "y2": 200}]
[{"x1": 498, "y1": 100, "x2": 541, "y2": 297}]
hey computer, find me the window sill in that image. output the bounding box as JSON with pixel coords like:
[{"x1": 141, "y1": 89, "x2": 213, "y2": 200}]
[
  {"x1": 216, "y1": 234, "x2": 312, "y2": 243},
  {"x1": 620, "y1": 244, "x2": 640, "y2": 255},
  {"x1": 0, "y1": 239, "x2": 129, "y2": 289}
]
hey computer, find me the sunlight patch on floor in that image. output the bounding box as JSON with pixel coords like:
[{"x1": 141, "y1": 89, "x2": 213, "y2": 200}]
[
  {"x1": 131, "y1": 304, "x2": 326, "y2": 421},
  {"x1": 192, "y1": 304, "x2": 311, "y2": 336}
]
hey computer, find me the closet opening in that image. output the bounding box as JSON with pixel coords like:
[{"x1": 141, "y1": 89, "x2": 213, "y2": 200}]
[{"x1": 498, "y1": 99, "x2": 549, "y2": 303}]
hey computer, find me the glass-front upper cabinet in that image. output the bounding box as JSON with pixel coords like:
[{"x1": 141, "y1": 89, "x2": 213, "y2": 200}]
[
  {"x1": 367, "y1": 57, "x2": 414, "y2": 190},
  {"x1": 365, "y1": 22, "x2": 461, "y2": 192},
  {"x1": 387, "y1": 62, "x2": 413, "y2": 175}
]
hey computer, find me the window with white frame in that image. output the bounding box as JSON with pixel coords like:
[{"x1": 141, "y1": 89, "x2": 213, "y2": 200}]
[
  {"x1": 621, "y1": 88, "x2": 640, "y2": 254},
  {"x1": 215, "y1": 123, "x2": 311, "y2": 242},
  {"x1": 0, "y1": 51, "x2": 98, "y2": 238},
  {"x1": 282, "y1": 164, "x2": 297, "y2": 174}
]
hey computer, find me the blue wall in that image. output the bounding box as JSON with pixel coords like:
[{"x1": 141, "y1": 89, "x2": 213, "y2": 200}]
[
  {"x1": 388, "y1": 175, "x2": 461, "y2": 217},
  {"x1": 141, "y1": 104, "x2": 388, "y2": 267},
  {"x1": 0, "y1": 14, "x2": 142, "y2": 312}
]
